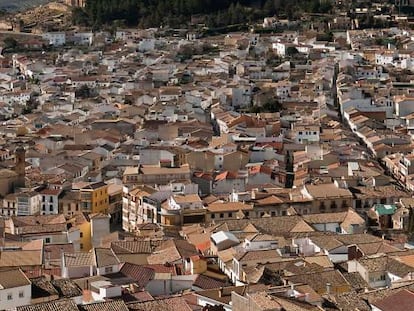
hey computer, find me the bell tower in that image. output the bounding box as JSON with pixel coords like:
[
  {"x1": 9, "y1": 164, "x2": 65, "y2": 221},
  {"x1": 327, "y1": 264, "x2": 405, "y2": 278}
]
[{"x1": 14, "y1": 145, "x2": 26, "y2": 189}]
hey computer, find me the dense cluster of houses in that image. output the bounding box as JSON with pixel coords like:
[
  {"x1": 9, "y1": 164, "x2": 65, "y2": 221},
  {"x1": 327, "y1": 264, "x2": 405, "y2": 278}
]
[{"x1": 2, "y1": 2, "x2": 414, "y2": 309}]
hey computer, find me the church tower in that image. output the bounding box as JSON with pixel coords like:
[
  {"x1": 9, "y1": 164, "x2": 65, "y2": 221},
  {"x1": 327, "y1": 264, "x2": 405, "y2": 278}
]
[{"x1": 14, "y1": 145, "x2": 26, "y2": 189}]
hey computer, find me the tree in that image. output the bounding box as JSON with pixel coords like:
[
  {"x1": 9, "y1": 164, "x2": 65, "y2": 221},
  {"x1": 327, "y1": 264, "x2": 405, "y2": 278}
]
[
  {"x1": 72, "y1": 7, "x2": 90, "y2": 26},
  {"x1": 250, "y1": 99, "x2": 281, "y2": 113},
  {"x1": 177, "y1": 44, "x2": 195, "y2": 61},
  {"x1": 77, "y1": 0, "x2": 336, "y2": 29},
  {"x1": 3, "y1": 37, "x2": 18, "y2": 51},
  {"x1": 263, "y1": 0, "x2": 276, "y2": 16},
  {"x1": 286, "y1": 46, "x2": 299, "y2": 56},
  {"x1": 76, "y1": 85, "x2": 94, "y2": 98}
]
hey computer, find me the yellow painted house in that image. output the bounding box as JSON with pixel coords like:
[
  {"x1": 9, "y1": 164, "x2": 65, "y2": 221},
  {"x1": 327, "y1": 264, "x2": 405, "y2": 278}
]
[
  {"x1": 68, "y1": 213, "x2": 92, "y2": 251},
  {"x1": 68, "y1": 212, "x2": 110, "y2": 251},
  {"x1": 78, "y1": 181, "x2": 109, "y2": 214}
]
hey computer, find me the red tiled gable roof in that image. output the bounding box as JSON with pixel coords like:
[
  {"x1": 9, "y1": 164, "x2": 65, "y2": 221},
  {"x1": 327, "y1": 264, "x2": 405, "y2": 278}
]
[
  {"x1": 126, "y1": 290, "x2": 154, "y2": 302},
  {"x1": 120, "y1": 263, "x2": 155, "y2": 288},
  {"x1": 147, "y1": 240, "x2": 199, "y2": 265},
  {"x1": 111, "y1": 240, "x2": 153, "y2": 254},
  {"x1": 17, "y1": 299, "x2": 79, "y2": 311},
  {"x1": 39, "y1": 189, "x2": 62, "y2": 196},
  {"x1": 127, "y1": 296, "x2": 193, "y2": 311},
  {"x1": 44, "y1": 243, "x2": 75, "y2": 261},
  {"x1": 372, "y1": 289, "x2": 414, "y2": 311},
  {"x1": 80, "y1": 300, "x2": 129, "y2": 311},
  {"x1": 215, "y1": 171, "x2": 238, "y2": 181},
  {"x1": 193, "y1": 172, "x2": 213, "y2": 180},
  {"x1": 142, "y1": 264, "x2": 177, "y2": 274},
  {"x1": 249, "y1": 165, "x2": 273, "y2": 175},
  {"x1": 193, "y1": 274, "x2": 227, "y2": 290},
  {"x1": 255, "y1": 142, "x2": 283, "y2": 150}
]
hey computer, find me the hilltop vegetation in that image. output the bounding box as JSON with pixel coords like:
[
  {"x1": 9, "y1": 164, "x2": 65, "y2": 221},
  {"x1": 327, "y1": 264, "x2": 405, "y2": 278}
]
[{"x1": 73, "y1": 0, "x2": 333, "y2": 29}]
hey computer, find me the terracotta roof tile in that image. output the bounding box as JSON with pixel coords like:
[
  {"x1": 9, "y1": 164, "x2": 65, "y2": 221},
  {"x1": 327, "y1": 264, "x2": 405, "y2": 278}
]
[
  {"x1": 286, "y1": 270, "x2": 350, "y2": 294},
  {"x1": 0, "y1": 250, "x2": 43, "y2": 267},
  {"x1": 111, "y1": 240, "x2": 153, "y2": 254},
  {"x1": 80, "y1": 300, "x2": 129, "y2": 311},
  {"x1": 94, "y1": 248, "x2": 120, "y2": 267},
  {"x1": 147, "y1": 240, "x2": 199, "y2": 265},
  {"x1": 120, "y1": 263, "x2": 155, "y2": 288},
  {"x1": 372, "y1": 289, "x2": 414, "y2": 311},
  {"x1": 193, "y1": 274, "x2": 227, "y2": 290},
  {"x1": 216, "y1": 216, "x2": 314, "y2": 237},
  {"x1": 207, "y1": 202, "x2": 253, "y2": 212},
  {"x1": 127, "y1": 296, "x2": 193, "y2": 311},
  {"x1": 63, "y1": 252, "x2": 93, "y2": 267},
  {"x1": 17, "y1": 299, "x2": 79, "y2": 311},
  {"x1": 0, "y1": 268, "x2": 31, "y2": 289},
  {"x1": 51, "y1": 279, "x2": 83, "y2": 298}
]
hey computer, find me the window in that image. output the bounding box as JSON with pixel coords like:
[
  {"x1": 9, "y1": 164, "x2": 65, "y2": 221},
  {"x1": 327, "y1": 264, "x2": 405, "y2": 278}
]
[
  {"x1": 320, "y1": 202, "x2": 326, "y2": 212},
  {"x1": 80, "y1": 232, "x2": 83, "y2": 238},
  {"x1": 45, "y1": 237, "x2": 51, "y2": 243},
  {"x1": 80, "y1": 243, "x2": 84, "y2": 250},
  {"x1": 105, "y1": 266, "x2": 113, "y2": 274},
  {"x1": 219, "y1": 213, "x2": 224, "y2": 218},
  {"x1": 19, "y1": 291, "x2": 24, "y2": 298},
  {"x1": 228, "y1": 212, "x2": 233, "y2": 218},
  {"x1": 211, "y1": 214, "x2": 215, "y2": 219},
  {"x1": 7, "y1": 293, "x2": 12, "y2": 300}
]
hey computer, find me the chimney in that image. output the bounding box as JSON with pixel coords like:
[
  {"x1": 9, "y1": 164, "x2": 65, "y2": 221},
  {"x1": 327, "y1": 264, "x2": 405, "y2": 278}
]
[
  {"x1": 326, "y1": 283, "x2": 331, "y2": 295},
  {"x1": 289, "y1": 284, "x2": 295, "y2": 297}
]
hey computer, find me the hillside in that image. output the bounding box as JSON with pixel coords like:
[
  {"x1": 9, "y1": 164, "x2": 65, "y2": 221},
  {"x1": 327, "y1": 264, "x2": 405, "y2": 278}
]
[
  {"x1": 15, "y1": 2, "x2": 73, "y2": 32},
  {"x1": 0, "y1": 0, "x2": 51, "y2": 12}
]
